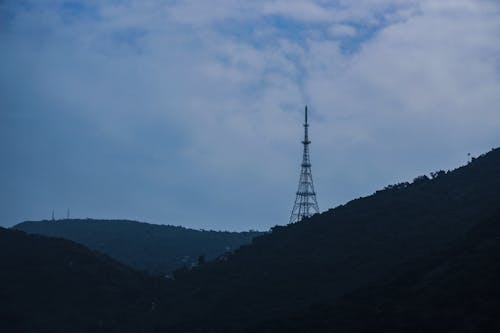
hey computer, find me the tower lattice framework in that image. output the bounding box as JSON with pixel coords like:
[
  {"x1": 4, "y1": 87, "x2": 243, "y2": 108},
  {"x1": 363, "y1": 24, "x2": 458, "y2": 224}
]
[{"x1": 290, "y1": 105, "x2": 319, "y2": 223}]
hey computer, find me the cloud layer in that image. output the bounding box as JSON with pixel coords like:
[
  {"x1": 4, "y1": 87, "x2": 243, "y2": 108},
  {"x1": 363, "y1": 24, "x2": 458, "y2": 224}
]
[{"x1": 1, "y1": 0, "x2": 499, "y2": 230}]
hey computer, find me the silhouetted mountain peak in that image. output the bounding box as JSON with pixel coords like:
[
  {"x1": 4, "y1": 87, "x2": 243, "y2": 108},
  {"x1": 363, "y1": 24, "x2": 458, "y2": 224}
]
[
  {"x1": 159, "y1": 146, "x2": 500, "y2": 331},
  {"x1": 4, "y1": 147, "x2": 500, "y2": 332},
  {"x1": 14, "y1": 218, "x2": 264, "y2": 275}
]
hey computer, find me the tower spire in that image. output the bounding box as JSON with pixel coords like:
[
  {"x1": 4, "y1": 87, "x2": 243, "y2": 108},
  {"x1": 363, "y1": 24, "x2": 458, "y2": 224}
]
[{"x1": 289, "y1": 105, "x2": 319, "y2": 223}]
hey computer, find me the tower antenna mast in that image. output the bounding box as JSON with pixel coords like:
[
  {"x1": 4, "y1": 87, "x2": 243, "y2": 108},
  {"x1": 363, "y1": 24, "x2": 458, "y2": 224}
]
[{"x1": 289, "y1": 105, "x2": 320, "y2": 223}]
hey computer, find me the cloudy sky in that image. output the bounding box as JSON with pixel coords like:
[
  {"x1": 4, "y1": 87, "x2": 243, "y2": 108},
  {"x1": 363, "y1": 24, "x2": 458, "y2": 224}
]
[{"x1": 1, "y1": 0, "x2": 499, "y2": 230}]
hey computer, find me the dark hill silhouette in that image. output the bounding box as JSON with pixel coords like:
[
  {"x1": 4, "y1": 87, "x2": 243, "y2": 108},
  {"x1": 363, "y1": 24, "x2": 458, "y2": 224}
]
[
  {"x1": 0, "y1": 227, "x2": 167, "y2": 332},
  {"x1": 155, "y1": 148, "x2": 500, "y2": 331},
  {"x1": 14, "y1": 219, "x2": 263, "y2": 275},
  {"x1": 250, "y1": 212, "x2": 500, "y2": 332},
  {"x1": 3, "y1": 147, "x2": 500, "y2": 332}
]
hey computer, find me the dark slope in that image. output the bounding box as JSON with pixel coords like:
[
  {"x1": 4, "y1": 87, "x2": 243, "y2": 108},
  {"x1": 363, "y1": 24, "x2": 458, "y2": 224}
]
[
  {"x1": 0, "y1": 228, "x2": 167, "y2": 333},
  {"x1": 3, "y1": 148, "x2": 500, "y2": 332},
  {"x1": 14, "y1": 219, "x2": 263, "y2": 274},
  {"x1": 251, "y1": 213, "x2": 500, "y2": 332},
  {"x1": 157, "y1": 148, "x2": 500, "y2": 331}
]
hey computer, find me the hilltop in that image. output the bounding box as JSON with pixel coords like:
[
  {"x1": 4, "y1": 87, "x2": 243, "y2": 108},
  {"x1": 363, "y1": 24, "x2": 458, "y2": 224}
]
[
  {"x1": 14, "y1": 219, "x2": 264, "y2": 275},
  {"x1": 157, "y1": 147, "x2": 500, "y2": 331},
  {"x1": 3, "y1": 147, "x2": 500, "y2": 332}
]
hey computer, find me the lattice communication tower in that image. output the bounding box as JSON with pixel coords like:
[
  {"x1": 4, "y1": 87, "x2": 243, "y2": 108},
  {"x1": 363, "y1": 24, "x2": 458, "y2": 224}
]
[{"x1": 289, "y1": 105, "x2": 320, "y2": 223}]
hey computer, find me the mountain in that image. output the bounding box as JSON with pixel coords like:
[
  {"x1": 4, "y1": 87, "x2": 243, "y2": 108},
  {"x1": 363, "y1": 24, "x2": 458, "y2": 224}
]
[
  {"x1": 154, "y1": 148, "x2": 500, "y2": 331},
  {"x1": 0, "y1": 227, "x2": 167, "y2": 333},
  {"x1": 14, "y1": 219, "x2": 264, "y2": 275},
  {"x1": 250, "y1": 212, "x2": 500, "y2": 332},
  {"x1": 3, "y1": 147, "x2": 500, "y2": 332}
]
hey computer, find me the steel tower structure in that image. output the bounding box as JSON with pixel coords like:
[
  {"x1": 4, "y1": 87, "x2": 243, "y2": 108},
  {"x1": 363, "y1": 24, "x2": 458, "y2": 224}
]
[{"x1": 289, "y1": 105, "x2": 320, "y2": 223}]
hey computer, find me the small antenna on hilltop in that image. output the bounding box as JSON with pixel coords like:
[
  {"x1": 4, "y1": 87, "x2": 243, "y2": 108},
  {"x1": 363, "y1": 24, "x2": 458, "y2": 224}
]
[
  {"x1": 467, "y1": 152, "x2": 471, "y2": 164},
  {"x1": 51, "y1": 209, "x2": 55, "y2": 222},
  {"x1": 67, "y1": 208, "x2": 70, "y2": 219}
]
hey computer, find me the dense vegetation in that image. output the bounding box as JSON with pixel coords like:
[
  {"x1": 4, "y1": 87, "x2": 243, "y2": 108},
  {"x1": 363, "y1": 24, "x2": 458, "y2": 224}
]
[
  {"x1": 155, "y1": 148, "x2": 500, "y2": 332},
  {"x1": 250, "y1": 213, "x2": 500, "y2": 332},
  {"x1": 14, "y1": 219, "x2": 263, "y2": 275},
  {"x1": 0, "y1": 228, "x2": 166, "y2": 332},
  {"x1": 3, "y1": 147, "x2": 500, "y2": 332}
]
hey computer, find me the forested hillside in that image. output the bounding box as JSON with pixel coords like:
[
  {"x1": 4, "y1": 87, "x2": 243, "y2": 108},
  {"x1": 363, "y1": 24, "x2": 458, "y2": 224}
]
[
  {"x1": 158, "y1": 148, "x2": 500, "y2": 331},
  {"x1": 250, "y1": 212, "x2": 500, "y2": 332},
  {"x1": 3, "y1": 148, "x2": 500, "y2": 332},
  {"x1": 0, "y1": 228, "x2": 166, "y2": 333},
  {"x1": 14, "y1": 219, "x2": 263, "y2": 274}
]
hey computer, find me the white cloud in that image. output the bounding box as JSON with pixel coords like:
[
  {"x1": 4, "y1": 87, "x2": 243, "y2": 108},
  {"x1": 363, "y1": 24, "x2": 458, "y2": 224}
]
[
  {"x1": 328, "y1": 24, "x2": 357, "y2": 37},
  {"x1": 261, "y1": 0, "x2": 333, "y2": 22}
]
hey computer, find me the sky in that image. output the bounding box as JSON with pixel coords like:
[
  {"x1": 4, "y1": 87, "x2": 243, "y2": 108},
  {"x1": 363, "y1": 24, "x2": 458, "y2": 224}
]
[{"x1": 1, "y1": 0, "x2": 500, "y2": 231}]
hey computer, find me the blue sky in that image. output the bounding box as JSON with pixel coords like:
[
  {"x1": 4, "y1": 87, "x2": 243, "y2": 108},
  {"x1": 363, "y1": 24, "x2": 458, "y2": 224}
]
[{"x1": 1, "y1": 0, "x2": 500, "y2": 230}]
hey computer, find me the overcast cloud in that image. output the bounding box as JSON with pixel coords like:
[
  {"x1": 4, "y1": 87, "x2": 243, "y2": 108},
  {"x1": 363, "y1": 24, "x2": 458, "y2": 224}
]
[{"x1": 1, "y1": 0, "x2": 499, "y2": 230}]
